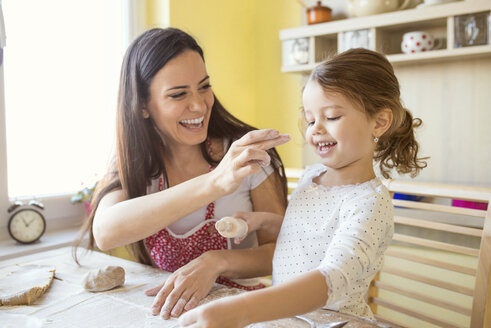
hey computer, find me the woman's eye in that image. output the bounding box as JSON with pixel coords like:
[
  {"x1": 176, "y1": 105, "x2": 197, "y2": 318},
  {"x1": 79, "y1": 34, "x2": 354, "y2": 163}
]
[
  {"x1": 169, "y1": 92, "x2": 186, "y2": 99},
  {"x1": 327, "y1": 116, "x2": 341, "y2": 121},
  {"x1": 200, "y1": 84, "x2": 212, "y2": 91},
  {"x1": 307, "y1": 121, "x2": 314, "y2": 126}
]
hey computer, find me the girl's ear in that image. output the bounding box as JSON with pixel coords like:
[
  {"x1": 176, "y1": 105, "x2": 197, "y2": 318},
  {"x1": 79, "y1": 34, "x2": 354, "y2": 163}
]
[{"x1": 373, "y1": 108, "x2": 393, "y2": 138}]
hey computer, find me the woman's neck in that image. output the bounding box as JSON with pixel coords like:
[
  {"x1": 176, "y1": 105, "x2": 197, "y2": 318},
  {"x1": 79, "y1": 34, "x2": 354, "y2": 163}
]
[{"x1": 162, "y1": 141, "x2": 210, "y2": 184}]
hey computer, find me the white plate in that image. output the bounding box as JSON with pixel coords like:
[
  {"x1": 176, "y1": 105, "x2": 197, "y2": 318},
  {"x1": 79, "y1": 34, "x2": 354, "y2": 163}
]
[{"x1": 416, "y1": 0, "x2": 459, "y2": 8}]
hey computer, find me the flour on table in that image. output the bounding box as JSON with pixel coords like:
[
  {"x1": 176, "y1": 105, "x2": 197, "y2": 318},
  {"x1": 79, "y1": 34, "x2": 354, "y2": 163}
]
[
  {"x1": 82, "y1": 265, "x2": 125, "y2": 292},
  {"x1": 1, "y1": 313, "x2": 44, "y2": 328},
  {"x1": 0, "y1": 264, "x2": 55, "y2": 306},
  {"x1": 198, "y1": 285, "x2": 245, "y2": 305}
]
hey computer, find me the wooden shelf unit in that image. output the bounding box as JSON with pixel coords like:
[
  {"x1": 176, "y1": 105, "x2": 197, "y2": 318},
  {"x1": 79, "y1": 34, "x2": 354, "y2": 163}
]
[{"x1": 280, "y1": 0, "x2": 491, "y2": 72}]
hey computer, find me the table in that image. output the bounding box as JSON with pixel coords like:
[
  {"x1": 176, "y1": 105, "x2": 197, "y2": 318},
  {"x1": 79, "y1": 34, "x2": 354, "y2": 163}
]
[{"x1": 0, "y1": 247, "x2": 390, "y2": 327}]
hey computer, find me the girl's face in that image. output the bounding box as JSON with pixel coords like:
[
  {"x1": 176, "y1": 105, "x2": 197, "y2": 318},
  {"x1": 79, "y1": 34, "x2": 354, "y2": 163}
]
[
  {"x1": 145, "y1": 50, "x2": 214, "y2": 148},
  {"x1": 302, "y1": 80, "x2": 377, "y2": 172}
]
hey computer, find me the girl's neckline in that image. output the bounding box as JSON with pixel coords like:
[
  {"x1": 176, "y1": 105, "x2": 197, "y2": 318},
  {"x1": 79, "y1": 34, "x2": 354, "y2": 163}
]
[{"x1": 309, "y1": 164, "x2": 380, "y2": 192}]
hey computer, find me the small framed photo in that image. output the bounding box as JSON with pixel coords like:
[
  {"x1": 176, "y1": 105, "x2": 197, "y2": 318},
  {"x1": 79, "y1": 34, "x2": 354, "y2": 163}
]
[
  {"x1": 340, "y1": 29, "x2": 371, "y2": 53},
  {"x1": 454, "y1": 12, "x2": 489, "y2": 48},
  {"x1": 282, "y1": 38, "x2": 310, "y2": 66}
]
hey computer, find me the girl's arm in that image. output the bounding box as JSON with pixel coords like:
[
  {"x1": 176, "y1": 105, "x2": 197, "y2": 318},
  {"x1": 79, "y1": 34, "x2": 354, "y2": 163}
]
[
  {"x1": 93, "y1": 130, "x2": 289, "y2": 250},
  {"x1": 146, "y1": 171, "x2": 287, "y2": 319},
  {"x1": 179, "y1": 270, "x2": 328, "y2": 328}
]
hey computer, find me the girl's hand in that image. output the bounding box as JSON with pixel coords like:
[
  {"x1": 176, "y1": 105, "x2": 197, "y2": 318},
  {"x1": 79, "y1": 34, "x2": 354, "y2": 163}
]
[
  {"x1": 210, "y1": 129, "x2": 290, "y2": 195},
  {"x1": 145, "y1": 252, "x2": 221, "y2": 319},
  {"x1": 178, "y1": 297, "x2": 248, "y2": 328},
  {"x1": 233, "y1": 212, "x2": 284, "y2": 244}
]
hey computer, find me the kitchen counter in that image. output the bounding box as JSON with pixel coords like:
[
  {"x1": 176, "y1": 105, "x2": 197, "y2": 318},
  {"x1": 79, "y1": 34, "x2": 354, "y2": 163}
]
[{"x1": 0, "y1": 247, "x2": 390, "y2": 328}]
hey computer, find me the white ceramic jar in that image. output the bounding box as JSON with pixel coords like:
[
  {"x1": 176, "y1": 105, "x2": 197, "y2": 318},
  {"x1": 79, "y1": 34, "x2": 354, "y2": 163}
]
[{"x1": 347, "y1": 0, "x2": 412, "y2": 17}]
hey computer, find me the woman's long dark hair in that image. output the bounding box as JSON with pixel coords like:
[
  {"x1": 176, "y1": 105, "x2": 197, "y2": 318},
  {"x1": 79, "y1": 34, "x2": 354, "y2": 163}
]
[{"x1": 73, "y1": 28, "x2": 287, "y2": 264}]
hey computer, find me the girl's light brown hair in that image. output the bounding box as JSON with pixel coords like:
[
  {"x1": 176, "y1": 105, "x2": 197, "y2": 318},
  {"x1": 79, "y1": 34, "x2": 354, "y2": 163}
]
[{"x1": 310, "y1": 48, "x2": 427, "y2": 178}]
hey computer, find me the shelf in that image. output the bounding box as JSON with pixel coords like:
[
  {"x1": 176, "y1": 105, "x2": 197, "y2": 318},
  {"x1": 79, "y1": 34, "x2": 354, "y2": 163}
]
[
  {"x1": 280, "y1": 0, "x2": 491, "y2": 72},
  {"x1": 280, "y1": 1, "x2": 491, "y2": 40},
  {"x1": 388, "y1": 44, "x2": 491, "y2": 64}
]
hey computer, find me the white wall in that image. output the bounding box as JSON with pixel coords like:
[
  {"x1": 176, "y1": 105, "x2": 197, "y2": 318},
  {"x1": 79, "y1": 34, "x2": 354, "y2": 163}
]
[{"x1": 394, "y1": 58, "x2": 491, "y2": 186}]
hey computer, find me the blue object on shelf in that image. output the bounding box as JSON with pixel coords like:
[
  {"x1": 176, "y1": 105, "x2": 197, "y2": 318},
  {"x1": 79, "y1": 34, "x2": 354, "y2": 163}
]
[{"x1": 393, "y1": 193, "x2": 423, "y2": 202}]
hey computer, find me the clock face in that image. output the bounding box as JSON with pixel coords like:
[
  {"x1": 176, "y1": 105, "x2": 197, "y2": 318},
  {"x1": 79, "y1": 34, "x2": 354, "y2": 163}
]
[{"x1": 8, "y1": 209, "x2": 46, "y2": 244}]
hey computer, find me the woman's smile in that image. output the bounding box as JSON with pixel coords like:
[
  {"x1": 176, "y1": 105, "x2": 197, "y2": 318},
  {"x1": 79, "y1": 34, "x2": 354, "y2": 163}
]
[{"x1": 179, "y1": 115, "x2": 205, "y2": 130}]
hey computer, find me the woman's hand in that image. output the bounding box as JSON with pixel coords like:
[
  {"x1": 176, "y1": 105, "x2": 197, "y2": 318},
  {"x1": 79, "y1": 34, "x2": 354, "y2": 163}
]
[
  {"x1": 233, "y1": 212, "x2": 284, "y2": 244},
  {"x1": 178, "y1": 296, "x2": 248, "y2": 328},
  {"x1": 210, "y1": 129, "x2": 289, "y2": 195},
  {"x1": 145, "y1": 251, "x2": 222, "y2": 319}
]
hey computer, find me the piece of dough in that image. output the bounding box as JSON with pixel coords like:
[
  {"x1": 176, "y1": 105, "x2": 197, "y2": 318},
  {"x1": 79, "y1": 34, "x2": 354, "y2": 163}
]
[
  {"x1": 82, "y1": 265, "x2": 125, "y2": 292},
  {"x1": 0, "y1": 264, "x2": 55, "y2": 306}
]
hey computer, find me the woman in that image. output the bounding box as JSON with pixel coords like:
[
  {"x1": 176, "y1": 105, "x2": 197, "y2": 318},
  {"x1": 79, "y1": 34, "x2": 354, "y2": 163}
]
[{"x1": 73, "y1": 27, "x2": 289, "y2": 320}]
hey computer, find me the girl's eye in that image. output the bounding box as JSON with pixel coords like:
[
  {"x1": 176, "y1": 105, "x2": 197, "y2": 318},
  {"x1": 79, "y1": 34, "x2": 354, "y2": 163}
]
[
  {"x1": 327, "y1": 116, "x2": 341, "y2": 121},
  {"x1": 169, "y1": 92, "x2": 186, "y2": 99},
  {"x1": 200, "y1": 83, "x2": 212, "y2": 90},
  {"x1": 307, "y1": 121, "x2": 315, "y2": 126}
]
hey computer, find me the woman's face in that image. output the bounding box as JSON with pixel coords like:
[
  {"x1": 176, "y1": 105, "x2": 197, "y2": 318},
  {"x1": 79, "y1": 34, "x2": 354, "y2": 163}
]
[{"x1": 145, "y1": 50, "x2": 214, "y2": 148}]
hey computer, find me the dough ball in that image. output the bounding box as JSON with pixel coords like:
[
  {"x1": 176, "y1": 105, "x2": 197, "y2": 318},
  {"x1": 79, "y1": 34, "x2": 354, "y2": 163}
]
[{"x1": 82, "y1": 265, "x2": 125, "y2": 292}]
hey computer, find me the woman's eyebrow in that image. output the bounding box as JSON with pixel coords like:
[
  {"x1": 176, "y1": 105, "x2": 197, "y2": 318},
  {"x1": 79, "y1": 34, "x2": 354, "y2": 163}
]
[
  {"x1": 198, "y1": 75, "x2": 210, "y2": 84},
  {"x1": 165, "y1": 75, "x2": 210, "y2": 92}
]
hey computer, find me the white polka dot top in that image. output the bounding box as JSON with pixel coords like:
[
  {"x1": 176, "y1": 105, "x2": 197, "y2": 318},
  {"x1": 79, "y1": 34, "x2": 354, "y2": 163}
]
[{"x1": 272, "y1": 164, "x2": 394, "y2": 319}]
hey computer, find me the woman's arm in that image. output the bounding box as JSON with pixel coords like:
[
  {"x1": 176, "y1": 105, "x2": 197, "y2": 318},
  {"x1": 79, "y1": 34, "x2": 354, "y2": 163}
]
[
  {"x1": 147, "y1": 171, "x2": 287, "y2": 319},
  {"x1": 94, "y1": 173, "x2": 222, "y2": 251},
  {"x1": 93, "y1": 130, "x2": 290, "y2": 250},
  {"x1": 178, "y1": 270, "x2": 329, "y2": 328},
  {"x1": 250, "y1": 170, "x2": 286, "y2": 244},
  {"x1": 206, "y1": 171, "x2": 287, "y2": 279},
  {"x1": 232, "y1": 211, "x2": 284, "y2": 245}
]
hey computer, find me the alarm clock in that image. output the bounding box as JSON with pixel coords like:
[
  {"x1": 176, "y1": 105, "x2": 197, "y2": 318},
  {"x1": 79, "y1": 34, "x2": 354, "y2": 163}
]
[{"x1": 7, "y1": 200, "x2": 46, "y2": 244}]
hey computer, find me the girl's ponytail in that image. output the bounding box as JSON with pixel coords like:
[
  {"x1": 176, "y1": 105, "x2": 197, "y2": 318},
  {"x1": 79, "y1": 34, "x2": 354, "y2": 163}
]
[{"x1": 375, "y1": 109, "x2": 427, "y2": 179}]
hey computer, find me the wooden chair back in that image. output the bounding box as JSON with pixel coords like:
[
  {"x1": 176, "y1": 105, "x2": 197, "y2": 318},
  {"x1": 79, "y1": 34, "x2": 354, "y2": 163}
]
[
  {"x1": 369, "y1": 179, "x2": 491, "y2": 328},
  {"x1": 285, "y1": 168, "x2": 303, "y2": 200}
]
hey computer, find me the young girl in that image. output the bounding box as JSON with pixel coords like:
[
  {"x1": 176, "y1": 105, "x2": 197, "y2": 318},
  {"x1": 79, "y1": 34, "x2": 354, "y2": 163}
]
[{"x1": 178, "y1": 48, "x2": 427, "y2": 327}]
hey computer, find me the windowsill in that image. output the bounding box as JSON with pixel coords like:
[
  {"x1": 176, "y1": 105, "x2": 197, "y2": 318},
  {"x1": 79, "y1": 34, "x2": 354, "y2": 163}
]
[{"x1": 0, "y1": 226, "x2": 82, "y2": 261}]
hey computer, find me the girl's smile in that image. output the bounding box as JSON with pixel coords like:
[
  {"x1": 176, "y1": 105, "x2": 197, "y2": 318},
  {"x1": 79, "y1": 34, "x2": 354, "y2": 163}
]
[
  {"x1": 315, "y1": 141, "x2": 337, "y2": 156},
  {"x1": 302, "y1": 80, "x2": 378, "y2": 185}
]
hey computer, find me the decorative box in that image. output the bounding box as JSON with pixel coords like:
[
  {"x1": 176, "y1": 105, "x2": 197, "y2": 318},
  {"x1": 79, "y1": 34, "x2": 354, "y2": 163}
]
[
  {"x1": 282, "y1": 38, "x2": 310, "y2": 66},
  {"x1": 454, "y1": 11, "x2": 489, "y2": 48},
  {"x1": 340, "y1": 29, "x2": 372, "y2": 53}
]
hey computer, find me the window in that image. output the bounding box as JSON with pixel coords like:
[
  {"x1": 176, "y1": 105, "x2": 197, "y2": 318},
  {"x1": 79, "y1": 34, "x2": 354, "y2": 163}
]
[
  {"x1": 0, "y1": 0, "x2": 143, "y2": 238},
  {"x1": 4, "y1": 0, "x2": 127, "y2": 196}
]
